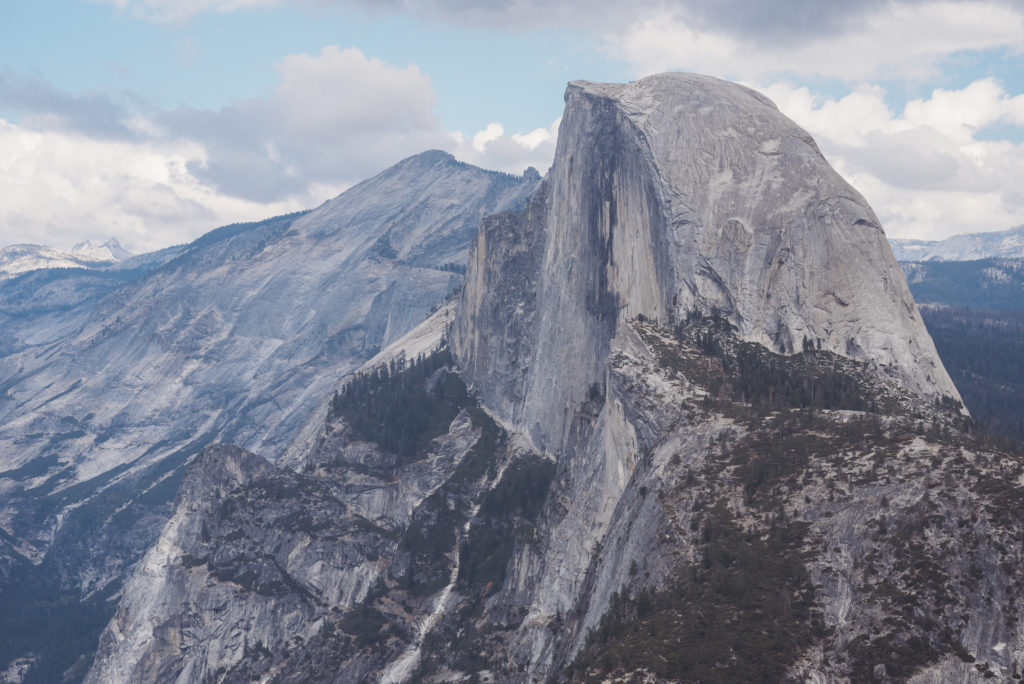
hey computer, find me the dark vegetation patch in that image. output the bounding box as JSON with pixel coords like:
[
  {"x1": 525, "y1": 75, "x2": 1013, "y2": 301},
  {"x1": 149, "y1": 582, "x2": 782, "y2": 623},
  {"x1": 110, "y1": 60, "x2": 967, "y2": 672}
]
[
  {"x1": 330, "y1": 348, "x2": 469, "y2": 461},
  {"x1": 569, "y1": 502, "x2": 825, "y2": 683},
  {"x1": 623, "y1": 315, "x2": 1024, "y2": 681},
  {"x1": 0, "y1": 567, "x2": 119, "y2": 684},
  {"x1": 637, "y1": 311, "x2": 917, "y2": 416},
  {"x1": 369, "y1": 233, "x2": 398, "y2": 260},
  {"x1": 437, "y1": 262, "x2": 467, "y2": 275},
  {"x1": 458, "y1": 454, "x2": 556, "y2": 593},
  {"x1": 975, "y1": 474, "x2": 1024, "y2": 530},
  {"x1": 407, "y1": 455, "x2": 556, "y2": 679},
  {"x1": 847, "y1": 631, "x2": 945, "y2": 682},
  {"x1": 252, "y1": 355, "x2": 528, "y2": 681},
  {"x1": 729, "y1": 411, "x2": 888, "y2": 505},
  {"x1": 394, "y1": 491, "x2": 464, "y2": 598},
  {"x1": 847, "y1": 491, "x2": 991, "y2": 680},
  {"x1": 337, "y1": 603, "x2": 393, "y2": 648},
  {"x1": 0, "y1": 453, "x2": 60, "y2": 481},
  {"x1": 903, "y1": 258, "x2": 1024, "y2": 312},
  {"x1": 171, "y1": 210, "x2": 307, "y2": 263},
  {"x1": 920, "y1": 305, "x2": 1024, "y2": 444}
]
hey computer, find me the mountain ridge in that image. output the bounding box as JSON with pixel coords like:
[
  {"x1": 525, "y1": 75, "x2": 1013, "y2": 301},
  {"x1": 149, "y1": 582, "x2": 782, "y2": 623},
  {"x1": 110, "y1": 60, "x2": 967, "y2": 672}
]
[
  {"x1": 890, "y1": 223, "x2": 1024, "y2": 261},
  {"x1": 0, "y1": 239, "x2": 134, "y2": 281},
  {"x1": 0, "y1": 150, "x2": 539, "y2": 681}
]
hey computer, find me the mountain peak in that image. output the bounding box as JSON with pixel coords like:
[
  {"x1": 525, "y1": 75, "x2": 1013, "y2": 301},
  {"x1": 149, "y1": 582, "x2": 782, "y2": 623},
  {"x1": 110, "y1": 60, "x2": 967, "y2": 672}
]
[
  {"x1": 568, "y1": 72, "x2": 779, "y2": 112},
  {"x1": 399, "y1": 149, "x2": 458, "y2": 169},
  {"x1": 456, "y1": 73, "x2": 959, "y2": 451},
  {"x1": 0, "y1": 238, "x2": 133, "y2": 279},
  {"x1": 70, "y1": 237, "x2": 134, "y2": 262}
]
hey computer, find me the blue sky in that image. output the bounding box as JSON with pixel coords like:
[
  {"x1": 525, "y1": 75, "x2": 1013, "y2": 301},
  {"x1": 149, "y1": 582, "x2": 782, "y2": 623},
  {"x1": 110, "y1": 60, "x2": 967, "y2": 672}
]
[{"x1": 2, "y1": 0, "x2": 1024, "y2": 251}]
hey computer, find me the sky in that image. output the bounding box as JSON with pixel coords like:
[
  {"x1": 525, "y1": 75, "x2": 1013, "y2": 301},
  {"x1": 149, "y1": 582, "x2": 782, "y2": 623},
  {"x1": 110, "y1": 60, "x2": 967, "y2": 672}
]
[{"x1": 1, "y1": 0, "x2": 1024, "y2": 252}]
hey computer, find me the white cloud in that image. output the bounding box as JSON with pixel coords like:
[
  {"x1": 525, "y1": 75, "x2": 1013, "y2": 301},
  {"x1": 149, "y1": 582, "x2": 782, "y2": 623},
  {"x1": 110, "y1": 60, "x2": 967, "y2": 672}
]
[
  {"x1": 902, "y1": 78, "x2": 1024, "y2": 142},
  {"x1": 607, "y1": 1, "x2": 1024, "y2": 82},
  {"x1": 511, "y1": 125, "x2": 555, "y2": 150},
  {"x1": 472, "y1": 123, "x2": 504, "y2": 152},
  {"x1": 0, "y1": 119, "x2": 311, "y2": 252},
  {"x1": 451, "y1": 118, "x2": 559, "y2": 175},
  {"x1": 0, "y1": 46, "x2": 559, "y2": 252},
  {"x1": 160, "y1": 46, "x2": 449, "y2": 202},
  {"x1": 758, "y1": 79, "x2": 1024, "y2": 240}
]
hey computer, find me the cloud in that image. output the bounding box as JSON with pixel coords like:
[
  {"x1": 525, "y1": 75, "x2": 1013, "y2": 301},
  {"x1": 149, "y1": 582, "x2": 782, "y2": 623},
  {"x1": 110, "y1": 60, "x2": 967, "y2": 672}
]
[
  {"x1": 94, "y1": 0, "x2": 911, "y2": 39},
  {"x1": 0, "y1": 46, "x2": 557, "y2": 251},
  {"x1": 157, "y1": 45, "x2": 555, "y2": 202},
  {"x1": 157, "y1": 46, "x2": 450, "y2": 202},
  {"x1": 471, "y1": 122, "x2": 505, "y2": 152},
  {"x1": 606, "y1": 1, "x2": 1024, "y2": 82},
  {"x1": 94, "y1": 0, "x2": 1024, "y2": 87},
  {"x1": 0, "y1": 118, "x2": 311, "y2": 252},
  {"x1": 298, "y1": 0, "x2": 927, "y2": 40},
  {"x1": 759, "y1": 78, "x2": 1024, "y2": 239},
  {"x1": 0, "y1": 71, "x2": 141, "y2": 140},
  {"x1": 451, "y1": 118, "x2": 559, "y2": 174}
]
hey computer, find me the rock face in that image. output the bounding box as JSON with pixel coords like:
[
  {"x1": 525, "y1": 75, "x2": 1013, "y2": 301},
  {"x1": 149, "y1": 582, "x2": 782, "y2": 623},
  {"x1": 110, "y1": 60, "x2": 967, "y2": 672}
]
[
  {"x1": 85, "y1": 420, "x2": 480, "y2": 684},
  {"x1": 456, "y1": 73, "x2": 958, "y2": 453},
  {"x1": 0, "y1": 151, "x2": 538, "y2": 680},
  {"x1": 87, "y1": 338, "x2": 496, "y2": 683},
  {"x1": 0, "y1": 150, "x2": 535, "y2": 567},
  {"x1": 85, "y1": 74, "x2": 1024, "y2": 684}
]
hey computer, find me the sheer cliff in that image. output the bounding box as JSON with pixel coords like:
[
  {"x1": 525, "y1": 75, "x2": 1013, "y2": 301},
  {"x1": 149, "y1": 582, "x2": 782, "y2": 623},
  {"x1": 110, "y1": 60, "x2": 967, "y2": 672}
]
[{"x1": 455, "y1": 73, "x2": 958, "y2": 453}]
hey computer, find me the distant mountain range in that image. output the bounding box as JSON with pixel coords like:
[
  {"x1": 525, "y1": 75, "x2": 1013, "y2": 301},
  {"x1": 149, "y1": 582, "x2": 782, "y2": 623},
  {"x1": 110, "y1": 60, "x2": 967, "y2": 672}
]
[
  {"x1": 889, "y1": 224, "x2": 1024, "y2": 261},
  {"x1": 901, "y1": 258, "x2": 1024, "y2": 311},
  {"x1": 0, "y1": 238, "x2": 134, "y2": 280}
]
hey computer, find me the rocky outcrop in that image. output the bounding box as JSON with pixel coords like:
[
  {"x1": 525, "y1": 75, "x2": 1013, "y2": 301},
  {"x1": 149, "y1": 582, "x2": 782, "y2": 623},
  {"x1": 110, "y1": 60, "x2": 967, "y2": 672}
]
[
  {"x1": 455, "y1": 73, "x2": 958, "y2": 454},
  {"x1": 86, "y1": 398, "x2": 485, "y2": 683},
  {"x1": 130, "y1": 318, "x2": 1024, "y2": 683}
]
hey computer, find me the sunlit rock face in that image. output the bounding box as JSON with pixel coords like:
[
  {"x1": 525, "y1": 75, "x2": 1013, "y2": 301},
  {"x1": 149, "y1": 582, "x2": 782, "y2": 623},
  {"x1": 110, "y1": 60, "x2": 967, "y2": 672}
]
[{"x1": 455, "y1": 72, "x2": 958, "y2": 453}]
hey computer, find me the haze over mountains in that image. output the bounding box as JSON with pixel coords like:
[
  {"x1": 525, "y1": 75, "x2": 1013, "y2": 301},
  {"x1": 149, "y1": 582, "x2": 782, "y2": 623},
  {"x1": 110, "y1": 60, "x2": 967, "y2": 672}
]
[
  {"x1": 890, "y1": 224, "x2": 1024, "y2": 262},
  {"x1": 0, "y1": 239, "x2": 134, "y2": 280},
  {"x1": 2, "y1": 73, "x2": 1024, "y2": 683}
]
